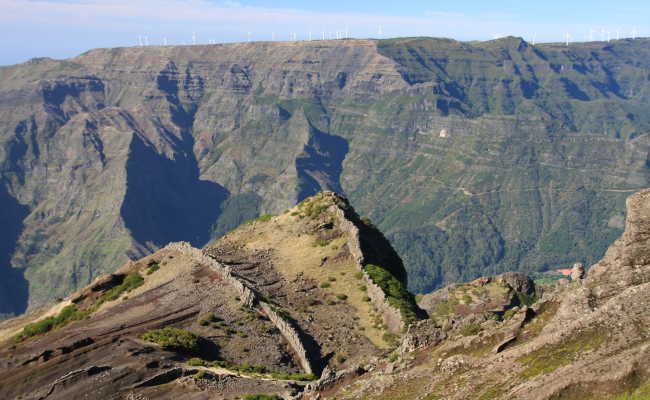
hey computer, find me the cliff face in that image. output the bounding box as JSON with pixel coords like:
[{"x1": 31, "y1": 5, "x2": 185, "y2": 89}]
[{"x1": 2, "y1": 37, "x2": 650, "y2": 314}]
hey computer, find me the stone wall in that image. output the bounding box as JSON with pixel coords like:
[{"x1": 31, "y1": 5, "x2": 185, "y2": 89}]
[
  {"x1": 260, "y1": 303, "x2": 314, "y2": 374},
  {"x1": 328, "y1": 197, "x2": 406, "y2": 333},
  {"x1": 162, "y1": 241, "x2": 314, "y2": 375}
]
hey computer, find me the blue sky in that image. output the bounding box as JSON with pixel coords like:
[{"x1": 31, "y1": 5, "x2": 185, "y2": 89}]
[{"x1": 1, "y1": 0, "x2": 649, "y2": 66}]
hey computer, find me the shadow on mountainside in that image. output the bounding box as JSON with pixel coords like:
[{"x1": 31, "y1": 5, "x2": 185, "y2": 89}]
[
  {"x1": 0, "y1": 183, "x2": 29, "y2": 318},
  {"x1": 120, "y1": 132, "x2": 228, "y2": 251},
  {"x1": 296, "y1": 123, "x2": 349, "y2": 202}
]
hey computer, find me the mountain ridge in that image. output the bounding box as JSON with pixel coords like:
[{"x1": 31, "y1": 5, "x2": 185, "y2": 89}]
[{"x1": 2, "y1": 36, "x2": 650, "y2": 316}]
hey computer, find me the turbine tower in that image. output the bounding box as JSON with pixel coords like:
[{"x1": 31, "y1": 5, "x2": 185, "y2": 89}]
[
  {"x1": 192, "y1": 32, "x2": 197, "y2": 45},
  {"x1": 565, "y1": 32, "x2": 570, "y2": 46}
]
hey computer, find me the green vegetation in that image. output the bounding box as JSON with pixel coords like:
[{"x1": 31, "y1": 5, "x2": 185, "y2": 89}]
[
  {"x1": 517, "y1": 293, "x2": 537, "y2": 307},
  {"x1": 197, "y1": 313, "x2": 219, "y2": 326},
  {"x1": 300, "y1": 198, "x2": 328, "y2": 218},
  {"x1": 312, "y1": 239, "x2": 330, "y2": 247},
  {"x1": 335, "y1": 354, "x2": 347, "y2": 363},
  {"x1": 320, "y1": 282, "x2": 331, "y2": 288},
  {"x1": 187, "y1": 357, "x2": 205, "y2": 366},
  {"x1": 15, "y1": 305, "x2": 89, "y2": 341},
  {"x1": 139, "y1": 328, "x2": 200, "y2": 353},
  {"x1": 382, "y1": 333, "x2": 400, "y2": 347},
  {"x1": 459, "y1": 323, "x2": 482, "y2": 337},
  {"x1": 257, "y1": 214, "x2": 276, "y2": 222},
  {"x1": 518, "y1": 327, "x2": 607, "y2": 378},
  {"x1": 360, "y1": 216, "x2": 375, "y2": 228},
  {"x1": 243, "y1": 395, "x2": 281, "y2": 400},
  {"x1": 613, "y1": 380, "x2": 650, "y2": 400},
  {"x1": 146, "y1": 261, "x2": 160, "y2": 275},
  {"x1": 336, "y1": 294, "x2": 348, "y2": 301},
  {"x1": 362, "y1": 296, "x2": 371, "y2": 302},
  {"x1": 364, "y1": 264, "x2": 419, "y2": 323},
  {"x1": 354, "y1": 271, "x2": 364, "y2": 280},
  {"x1": 88, "y1": 272, "x2": 145, "y2": 313}
]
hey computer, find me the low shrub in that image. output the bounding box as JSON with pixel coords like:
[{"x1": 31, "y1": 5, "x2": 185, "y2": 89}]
[
  {"x1": 459, "y1": 323, "x2": 482, "y2": 337},
  {"x1": 101, "y1": 272, "x2": 144, "y2": 303},
  {"x1": 382, "y1": 333, "x2": 400, "y2": 347},
  {"x1": 15, "y1": 305, "x2": 89, "y2": 341},
  {"x1": 320, "y1": 282, "x2": 331, "y2": 288},
  {"x1": 146, "y1": 261, "x2": 160, "y2": 275},
  {"x1": 187, "y1": 357, "x2": 206, "y2": 366},
  {"x1": 139, "y1": 328, "x2": 200, "y2": 353},
  {"x1": 257, "y1": 214, "x2": 276, "y2": 222},
  {"x1": 336, "y1": 294, "x2": 348, "y2": 301}
]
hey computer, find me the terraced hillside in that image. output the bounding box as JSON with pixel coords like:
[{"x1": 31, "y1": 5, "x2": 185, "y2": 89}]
[{"x1": 2, "y1": 36, "x2": 650, "y2": 316}]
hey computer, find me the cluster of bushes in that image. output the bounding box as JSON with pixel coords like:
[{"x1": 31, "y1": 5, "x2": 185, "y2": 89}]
[
  {"x1": 364, "y1": 264, "x2": 419, "y2": 323},
  {"x1": 88, "y1": 272, "x2": 145, "y2": 313},
  {"x1": 139, "y1": 327, "x2": 200, "y2": 353},
  {"x1": 15, "y1": 305, "x2": 89, "y2": 341},
  {"x1": 301, "y1": 199, "x2": 328, "y2": 218}
]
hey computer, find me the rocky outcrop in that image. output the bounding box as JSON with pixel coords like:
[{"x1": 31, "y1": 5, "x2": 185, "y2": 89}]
[{"x1": 570, "y1": 262, "x2": 585, "y2": 281}]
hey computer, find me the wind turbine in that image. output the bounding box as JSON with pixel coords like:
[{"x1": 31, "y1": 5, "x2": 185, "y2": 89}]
[
  {"x1": 192, "y1": 32, "x2": 197, "y2": 45},
  {"x1": 163, "y1": 37, "x2": 168, "y2": 46},
  {"x1": 247, "y1": 32, "x2": 251, "y2": 42},
  {"x1": 309, "y1": 31, "x2": 312, "y2": 41},
  {"x1": 532, "y1": 32, "x2": 537, "y2": 46},
  {"x1": 378, "y1": 25, "x2": 383, "y2": 38},
  {"x1": 565, "y1": 32, "x2": 570, "y2": 46}
]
